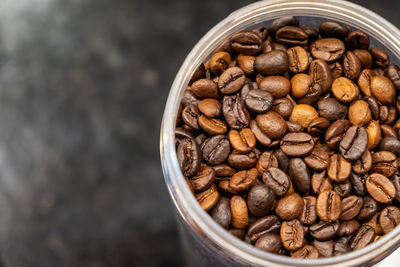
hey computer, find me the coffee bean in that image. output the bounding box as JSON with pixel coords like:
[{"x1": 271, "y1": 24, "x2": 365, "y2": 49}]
[
  {"x1": 343, "y1": 51, "x2": 361, "y2": 80},
  {"x1": 312, "y1": 240, "x2": 334, "y2": 257},
  {"x1": 379, "y1": 137, "x2": 400, "y2": 157},
  {"x1": 330, "y1": 62, "x2": 343, "y2": 80},
  {"x1": 379, "y1": 206, "x2": 400, "y2": 234},
  {"x1": 380, "y1": 105, "x2": 397, "y2": 125},
  {"x1": 372, "y1": 151, "x2": 399, "y2": 177},
  {"x1": 309, "y1": 59, "x2": 333, "y2": 93},
  {"x1": 230, "y1": 168, "x2": 258, "y2": 191},
  {"x1": 217, "y1": 180, "x2": 238, "y2": 196},
  {"x1": 365, "y1": 212, "x2": 384, "y2": 235},
  {"x1": 247, "y1": 184, "x2": 275, "y2": 217},
  {"x1": 276, "y1": 193, "x2": 304, "y2": 220},
  {"x1": 268, "y1": 16, "x2": 299, "y2": 34},
  {"x1": 325, "y1": 119, "x2": 351, "y2": 149},
  {"x1": 327, "y1": 154, "x2": 351, "y2": 182},
  {"x1": 198, "y1": 115, "x2": 228, "y2": 135},
  {"x1": 190, "y1": 164, "x2": 216, "y2": 192},
  {"x1": 256, "y1": 111, "x2": 287, "y2": 139},
  {"x1": 350, "y1": 225, "x2": 375, "y2": 250},
  {"x1": 340, "y1": 195, "x2": 363, "y2": 221},
  {"x1": 189, "y1": 63, "x2": 206, "y2": 84},
  {"x1": 357, "y1": 69, "x2": 375, "y2": 96},
  {"x1": 231, "y1": 195, "x2": 249, "y2": 228},
  {"x1": 318, "y1": 97, "x2": 348, "y2": 121},
  {"x1": 338, "y1": 220, "x2": 360, "y2": 236},
  {"x1": 228, "y1": 150, "x2": 258, "y2": 169},
  {"x1": 371, "y1": 75, "x2": 396, "y2": 104},
  {"x1": 230, "y1": 31, "x2": 262, "y2": 55},
  {"x1": 289, "y1": 158, "x2": 311, "y2": 195},
  {"x1": 370, "y1": 47, "x2": 389, "y2": 68},
  {"x1": 349, "y1": 100, "x2": 372, "y2": 127},
  {"x1": 177, "y1": 138, "x2": 201, "y2": 177},
  {"x1": 182, "y1": 104, "x2": 200, "y2": 130},
  {"x1": 333, "y1": 180, "x2": 352, "y2": 198},
  {"x1": 312, "y1": 171, "x2": 333, "y2": 195},
  {"x1": 287, "y1": 46, "x2": 309, "y2": 73},
  {"x1": 334, "y1": 237, "x2": 351, "y2": 256},
  {"x1": 196, "y1": 184, "x2": 220, "y2": 211},
  {"x1": 381, "y1": 125, "x2": 398, "y2": 138},
  {"x1": 211, "y1": 197, "x2": 232, "y2": 229},
  {"x1": 385, "y1": 65, "x2": 400, "y2": 90},
  {"x1": 218, "y1": 67, "x2": 246, "y2": 95},
  {"x1": 191, "y1": 78, "x2": 219, "y2": 98},
  {"x1": 181, "y1": 90, "x2": 200, "y2": 107},
  {"x1": 276, "y1": 26, "x2": 308, "y2": 46},
  {"x1": 255, "y1": 233, "x2": 282, "y2": 253},
  {"x1": 366, "y1": 120, "x2": 382, "y2": 150},
  {"x1": 317, "y1": 190, "x2": 341, "y2": 222},
  {"x1": 271, "y1": 98, "x2": 293, "y2": 119},
  {"x1": 280, "y1": 219, "x2": 305, "y2": 251},
  {"x1": 392, "y1": 170, "x2": 400, "y2": 202},
  {"x1": 307, "y1": 117, "x2": 330, "y2": 136},
  {"x1": 280, "y1": 132, "x2": 314, "y2": 157},
  {"x1": 357, "y1": 196, "x2": 378, "y2": 221},
  {"x1": 229, "y1": 128, "x2": 256, "y2": 153},
  {"x1": 310, "y1": 221, "x2": 339, "y2": 240},
  {"x1": 291, "y1": 245, "x2": 319, "y2": 259},
  {"x1": 353, "y1": 49, "x2": 373, "y2": 69},
  {"x1": 291, "y1": 73, "x2": 313, "y2": 98},
  {"x1": 289, "y1": 104, "x2": 319, "y2": 128},
  {"x1": 254, "y1": 50, "x2": 289, "y2": 76},
  {"x1": 210, "y1": 51, "x2": 231, "y2": 75},
  {"x1": 346, "y1": 30, "x2": 370, "y2": 50},
  {"x1": 366, "y1": 173, "x2": 396, "y2": 203},
  {"x1": 262, "y1": 167, "x2": 290, "y2": 197},
  {"x1": 297, "y1": 82, "x2": 322, "y2": 106},
  {"x1": 198, "y1": 98, "x2": 221, "y2": 118},
  {"x1": 299, "y1": 196, "x2": 317, "y2": 225},
  {"x1": 332, "y1": 77, "x2": 359, "y2": 103},
  {"x1": 304, "y1": 147, "x2": 329, "y2": 171},
  {"x1": 175, "y1": 127, "x2": 195, "y2": 146},
  {"x1": 202, "y1": 135, "x2": 230, "y2": 165},
  {"x1": 244, "y1": 89, "x2": 273, "y2": 113},
  {"x1": 259, "y1": 75, "x2": 291, "y2": 98},
  {"x1": 339, "y1": 126, "x2": 368, "y2": 161},
  {"x1": 311, "y1": 38, "x2": 345, "y2": 62},
  {"x1": 228, "y1": 228, "x2": 245, "y2": 240},
  {"x1": 319, "y1": 21, "x2": 349, "y2": 39},
  {"x1": 222, "y1": 94, "x2": 250, "y2": 130}
]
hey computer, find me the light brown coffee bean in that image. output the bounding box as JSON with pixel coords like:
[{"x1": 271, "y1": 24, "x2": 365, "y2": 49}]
[
  {"x1": 259, "y1": 76, "x2": 291, "y2": 98},
  {"x1": 280, "y1": 219, "x2": 305, "y2": 251},
  {"x1": 348, "y1": 100, "x2": 371, "y2": 126},
  {"x1": 367, "y1": 120, "x2": 382, "y2": 149},
  {"x1": 196, "y1": 184, "x2": 220, "y2": 211},
  {"x1": 229, "y1": 128, "x2": 256, "y2": 153},
  {"x1": 275, "y1": 193, "x2": 304, "y2": 220},
  {"x1": 357, "y1": 69, "x2": 375, "y2": 96},
  {"x1": 289, "y1": 104, "x2": 319, "y2": 128},
  {"x1": 316, "y1": 190, "x2": 342, "y2": 222},
  {"x1": 198, "y1": 115, "x2": 228, "y2": 135},
  {"x1": 371, "y1": 76, "x2": 396, "y2": 104},
  {"x1": 191, "y1": 78, "x2": 219, "y2": 98},
  {"x1": 366, "y1": 173, "x2": 396, "y2": 203},
  {"x1": 256, "y1": 111, "x2": 287, "y2": 139},
  {"x1": 288, "y1": 46, "x2": 309, "y2": 73},
  {"x1": 230, "y1": 168, "x2": 258, "y2": 191},
  {"x1": 230, "y1": 195, "x2": 249, "y2": 229},
  {"x1": 327, "y1": 154, "x2": 351, "y2": 182},
  {"x1": 198, "y1": 98, "x2": 221, "y2": 118},
  {"x1": 332, "y1": 77, "x2": 359, "y2": 103},
  {"x1": 210, "y1": 51, "x2": 231, "y2": 75}
]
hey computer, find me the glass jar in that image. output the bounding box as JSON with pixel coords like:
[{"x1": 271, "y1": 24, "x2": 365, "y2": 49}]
[{"x1": 160, "y1": 0, "x2": 400, "y2": 266}]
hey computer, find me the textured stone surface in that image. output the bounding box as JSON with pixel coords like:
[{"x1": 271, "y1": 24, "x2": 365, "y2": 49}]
[{"x1": 0, "y1": 0, "x2": 397, "y2": 266}]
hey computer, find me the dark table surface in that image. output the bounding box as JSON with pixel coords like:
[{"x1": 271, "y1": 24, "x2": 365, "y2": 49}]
[{"x1": 0, "y1": 0, "x2": 398, "y2": 266}]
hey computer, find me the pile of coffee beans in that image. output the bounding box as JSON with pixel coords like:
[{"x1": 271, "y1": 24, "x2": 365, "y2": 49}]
[{"x1": 175, "y1": 16, "x2": 400, "y2": 258}]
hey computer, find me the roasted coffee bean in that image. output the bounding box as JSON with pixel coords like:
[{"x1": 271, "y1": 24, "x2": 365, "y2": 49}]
[
  {"x1": 327, "y1": 154, "x2": 351, "y2": 182},
  {"x1": 350, "y1": 172, "x2": 368, "y2": 196},
  {"x1": 307, "y1": 117, "x2": 330, "y2": 136},
  {"x1": 181, "y1": 90, "x2": 200, "y2": 107},
  {"x1": 370, "y1": 47, "x2": 389, "y2": 68},
  {"x1": 198, "y1": 98, "x2": 221, "y2": 118},
  {"x1": 352, "y1": 150, "x2": 373, "y2": 175},
  {"x1": 271, "y1": 98, "x2": 293, "y2": 119},
  {"x1": 346, "y1": 30, "x2": 370, "y2": 50},
  {"x1": 248, "y1": 215, "x2": 281, "y2": 243},
  {"x1": 177, "y1": 138, "x2": 201, "y2": 177},
  {"x1": 191, "y1": 78, "x2": 219, "y2": 99},
  {"x1": 250, "y1": 120, "x2": 273, "y2": 146},
  {"x1": 381, "y1": 125, "x2": 398, "y2": 138},
  {"x1": 379, "y1": 206, "x2": 400, "y2": 234},
  {"x1": 211, "y1": 197, "x2": 232, "y2": 229},
  {"x1": 319, "y1": 21, "x2": 349, "y2": 39},
  {"x1": 385, "y1": 65, "x2": 400, "y2": 90},
  {"x1": 311, "y1": 38, "x2": 345, "y2": 62},
  {"x1": 276, "y1": 26, "x2": 308, "y2": 46},
  {"x1": 392, "y1": 170, "x2": 400, "y2": 202},
  {"x1": 340, "y1": 195, "x2": 363, "y2": 221},
  {"x1": 310, "y1": 221, "x2": 339, "y2": 240},
  {"x1": 309, "y1": 59, "x2": 333, "y2": 93},
  {"x1": 287, "y1": 46, "x2": 309, "y2": 73},
  {"x1": 358, "y1": 69, "x2": 375, "y2": 96},
  {"x1": 228, "y1": 228, "x2": 245, "y2": 240},
  {"x1": 330, "y1": 62, "x2": 343, "y2": 80},
  {"x1": 325, "y1": 120, "x2": 351, "y2": 149},
  {"x1": 379, "y1": 137, "x2": 400, "y2": 157},
  {"x1": 255, "y1": 233, "x2": 282, "y2": 253},
  {"x1": 349, "y1": 100, "x2": 372, "y2": 127},
  {"x1": 301, "y1": 26, "x2": 318, "y2": 42},
  {"x1": 365, "y1": 212, "x2": 384, "y2": 235},
  {"x1": 218, "y1": 67, "x2": 246, "y2": 95},
  {"x1": 366, "y1": 173, "x2": 396, "y2": 203},
  {"x1": 244, "y1": 89, "x2": 273, "y2": 113},
  {"x1": 276, "y1": 193, "x2": 304, "y2": 220},
  {"x1": 280, "y1": 132, "x2": 314, "y2": 157},
  {"x1": 332, "y1": 77, "x2": 359, "y2": 103},
  {"x1": 350, "y1": 225, "x2": 375, "y2": 250},
  {"x1": 380, "y1": 105, "x2": 397, "y2": 125},
  {"x1": 256, "y1": 111, "x2": 287, "y2": 139},
  {"x1": 317, "y1": 190, "x2": 341, "y2": 222},
  {"x1": 253, "y1": 27, "x2": 268, "y2": 41},
  {"x1": 273, "y1": 149, "x2": 290, "y2": 173},
  {"x1": 286, "y1": 121, "x2": 303, "y2": 133},
  {"x1": 299, "y1": 196, "x2": 317, "y2": 225},
  {"x1": 280, "y1": 219, "x2": 305, "y2": 251},
  {"x1": 202, "y1": 135, "x2": 230, "y2": 165},
  {"x1": 291, "y1": 245, "x2": 319, "y2": 259},
  {"x1": 268, "y1": 16, "x2": 299, "y2": 34},
  {"x1": 222, "y1": 95, "x2": 250, "y2": 130},
  {"x1": 353, "y1": 49, "x2": 373, "y2": 69},
  {"x1": 231, "y1": 195, "x2": 249, "y2": 228},
  {"x1": 367, "y1": 120, "x2": 382, "y2": 150},
  {"x1": 304, "y1": 147, "x2": 329, "y2": 171},
  {"x1": 182, "y1": 104, "x2": 200, "y2": 130},
  {"x1": 262, "y1": 167, "x2": 290, "y2": 197},
  {"x1": 218, "y1": 180, "x2": 238, "y2": 196},
  {"x1": 339, "y1": 126, "x2": 368, "y2": 161},
  {"x1": 372, "y1": 151, "x2": 399, "y2": 177},
  {"x1": 259, "y1": 76, "x2": 291, "y2": 98},
  {"x1": 175, "y1": 127, "x2": 195, "y2": 146},
  {"x1": 210, "y1": 51, "x2": 231, "y2": 76},
  {"x1": 196, "y1": 184, "x2": 220, "y2": 211},
  {"x1": 191, "y1": 165, "x2": 216, "y2": 192},
  {"x1": 213, "y1": 164, "x2": 235, "y2": 177},
  {"x1": 291, "y1": 73, "x2": 312, "y2": 98},
  {"x1": 230, "y1": 168, "x2": 258, "y2": 191},
  {"x1": 228, "y1": 151, "x2": 258, "y2": 169},
  {"x1": 298, "y1": 82, "x2": 322, "y2": 105},
  {"x1": 357, "y1": 196, "x2": 378, "y2": 221},
  {"x1": 338, "y1": 220, "x2": 360, "y2": 236},
  {"x1": 194, "y1": 133, "x2": 206, "y2": 147},
  {"x1": 230, "y1": 31, "x2": 262, "y2": 55},
  {"x1": 254, "y1": 50, "x2": 289, "y2": 76},
  {"x1": 241, "y1": 81, "x2": 257, "y2": 98},
  {"x1": 312, "y1": 240, "x2": 334, "y2": 258},
  {"x1": 198, "y1": 116, "x2": 228, "y2": 135},
  {"x1": 364, "y1": 96, "x2": 380, "y2": 120},
  {"x1": 256, "y1": 151, "x2": 279, "y2": 174},
  {"x1": 371, "y1": 75, "x2": 396, "y2": 104},
  {"x1": 289, "y1": 104, "x2": 319, "y2": 128},
  {"x1": 318, "y1": 97, "x2": 348, "y2": 121},
  {"x1": 229, "y1": 128, "x2": 256, "y2": 153},
  {"x1": 247, "y1": 184, "x2": 275, "y2": 217},
  {"x1": 343, "y1": 51, "x2": 361, "y2": 80},
  {"x1": 334, "y1": 237, "x2": 351, "y2": 256},
  {"x1": 189, "y1": 63, "x2": 206, "y2": 84},
  {"x1": 289, "y1": 158, "x2": 311, "y2": 195},
  {"x1": 312, "y1": 171, "x2": 333, "y2": 195},
  {"x1": 333, "y1": 180, "x2": 352, "y2": 198}
]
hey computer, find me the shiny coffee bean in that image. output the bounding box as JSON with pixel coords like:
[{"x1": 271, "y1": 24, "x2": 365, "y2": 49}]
[
  {"x1": 299, "y1": 196, "x2": 317, "y2": 225},
  {"x1": 177, "y1": 138, "x2": 201, "y2": 177},
  {"x1": 196, "y1": 184, "x2": 220, "y2": 211},
  {"x1": 256, "y1": 111, "x2": 287, "y2": 139},
  {"x1": 319, "y1": 21, "x2": 349, "y2": 39},
  {"x1": 311, "y1": 38, "x2": 345, "y2": 62},
  {"x1": 343, "y1": 51, "x2": 361, "y2": 80},
  {"x1": 262, "y1": 167, "x2": 290, "y2": 197},
  {"x1": 350, "y1": 225, "x2": 375, "y2": 250},
  {"x1": 357, "y1": 196, "x2": 378, "y2": 221},
  {"x1": 191, "y1": 78, "x2": 219, "y2": 99},
  {"x1": 280, "y1": 132, "x2": 314, "y2": 157},
  {"x1": 255, "y1": 233, "x2": 282, "y2": 253},
  {"x1": 254, "y1": 50, "x2": 289, "y2": 76},
  {"x1": 297, "y1": 82, "x2": 322, "y2": 105},
  {"x1": 340, "y1": 195, "x2": 363, "y2": 221},
  {"x1": 273, "y1": 149, "x2": 290, "y2": 173},
  {"x1": 268, "y1": 16, "x2": 299, "y2": 34},
  {"x1": 365, "y1": 212, "x2": 384, "y2": 235},
  {"x1": 350, "y1": 172, "x2": 368, "y2": 196},
  {"x1": 230, "y1": 31, "x2": 262, "y2": 55},
  {"x1": 229, "y1": 128, "x2": 256, "y2": 153},
  {"x1": 182, "y1": 104, "x2": 200, "y2": 130},
  {"x1": 380, "y1": 125, "x2": 398, "y2": 138},
  {"x1": 379, "y1": 206, "x2": 400, "y2": 234},
  {"x1": 327, "y1": 154, "x2": 351, "y2": 182},
  {"x1": 358, "y1": 69, "x2": 375, "y2": 96},
  {"x1": 291, "y1": 245, "x2": 319, "y2": 259},
  {"x1": 244, "y1": 89, "x2": 273, "y2": 113},
  {"x1": 312, "y1": 240, "x2": 334, "y2": 258},
  {"x1": 371, "y1": 75, "x2": 396, "y2": 104},
  {"x1": 339, "y1": 126, "x2": 368, "y2": 161},
  {"x1": 190, "y1": 164, "x2": 216, "y2": 192},
  {"x1": 379, "y1": 137, "x2": 400, "y2": 157},
  {"x1": 332, "y1": 77, "x2": 359, "y2": 103},
  {"x1": 211, "y1": 197, "x2": 232, "y2": 229},
  {"x1": 198, "y1": 115, "x2": 228, "y2": 135},
  {"x1": 287, "y1": 46, "x2": 309, "y2": 73},
  {"x1": 348, "y1": 100, "x2": 371, "y2": 126},
  {"x1": 272, "y1": 98, "x2": 293, "y2": 119},
  {"x1": 202, "y1": 135, "x2": 230, "y2": 165},
  {"x1": 310, "y1": 221, "x2": 339, "y2": 240},
  {"x1": 346, "y1": 30, "x2": 370, "y2": 50},
  {"x1": 304, "y1": 147, "x2": 329, "y2": 171},
  {"x1": 276, "y1": 26, "x2": 308, "y2": 46},
  {"x1": 364, "y1": 96, "x2": 380, "y2": 120},
  {"x1": 312, "y1": 171, "x2": 333, "y2": 195},
  {"x1": 175, "y1": 127, "x2": 194, "y2": 146},
  {"x1": 352, "y1": 150, "x2": 373, "y2": 174},
  {"x1": 213, "y1": 164, "x2": 235, "y2": 177},
  {"x1": 198, "y1": 99, "x2": 221, "y2": 119},
  {"x1": 289, "y1": 104, "x2": 319, "y2": 128},
  {"x1": 372, "y1": 151, "x2": 399, "y2": 177},
  {"x1": 318, "y1": 97, "x2": 348, "y2": 121},
  {"x1": 307, "y1": 117, "x2": 330, "y2": 136},
  {"x1": 181, "y1": 90, "x2": 200, "y2": 107},
  {"x1": 367, "y1": 120, "x2": 381, "y2": 149},
  {"x1": 189, "y1": 63, "x2": 206, "y2": 84},
  {"x1": 309, "y1": 59, "x2": 333, "y2": 93},
  {"x1": 228, "y1": 150, "x2": 257, "y2": 169},
  {"x1": 276, "y1": 193, "x2": 304, "y2": 220},
  {"x1": 250, "y1": 120, "x2": 273, "y2": 146},
  {"x1": 338, "y1": 220, "x2": 360, "y2": 236},
  {"x1": 289, "y1": 158, "x2": 311, "y2": 195},
  {"x1": 280, "y1": 219, "x2": 305, "y2": 251},
  {"x1": 291, "y1": 73, "x2": 312, "y2": 98},
  {"x1": 248, "y1": 215, "x2": 281, "y2": 243},
  {"x1": 317, "y1": 190, "x2": 341, "y2": 222},
  {"x1": 325, "y1": 119, "x2": 350, "y2": 149},
  {"x1": 353, "y1": 49, "x2": 373, "y2": 69},
  {"x1": 247, "y1": 184, "x2": 275, "y2": 217},
  {"x1": 366, "y1": 173, "x2": 396, "y2": 203},
  {"x1": 231, "y1": 195, "x2": 249, "y2": 228},
  {"x1": 218, "y1": 67, "x2": 246, "y2": 95},
  {"x1": 230, "y1": 168, "x2": 258, "y2": 191},
  {"x1": 333, "y1": 180, "x2": 352, "y2": 198},
  {"x1": 222, "y1": 94, "x2": 250, "y2": 130},
  {"x1": 210, "y1": 51, "x2": 231, "y2": 75},
  {"x1": 370, "y1": 47, "x2": 389, "y2": 68},
  {"x1": 260, "y1": 75, "x2": 291, "y2": 98}
]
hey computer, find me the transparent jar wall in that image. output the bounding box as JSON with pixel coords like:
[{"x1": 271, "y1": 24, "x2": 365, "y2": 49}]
[{"x1": 160, "y1": 1, "x2": 400, "y2": 266}]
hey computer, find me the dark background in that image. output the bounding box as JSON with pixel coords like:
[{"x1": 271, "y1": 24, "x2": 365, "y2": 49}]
[{"x1": 0, "y1": 0, "x2": 398, "y2": 266}]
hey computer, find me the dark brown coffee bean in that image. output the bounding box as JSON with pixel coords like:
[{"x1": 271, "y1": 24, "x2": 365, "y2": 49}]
[
  {"x1": 352, "y1": 150, "x2": 372, "y2": 176},
  {"x1": 358, "y1": 69, "x2": 375, "y2": 96},
  {"x1": 230, "y1": 31, "x2": 262, "y2": 55},
  {"x1": 196, "y1": 184, "x2": 220, "y2": 211},
  {"x1": 272, "y1": 149, "x2": 289, "y2": 174},
  {"x1": 300, "y1": 26, "x2": 318, "y2": 42},
  {"x1": 254, "y1": 50, "x2": 289, "y2": 76},
  {"x1": 291, "y1": 245, "x2": 319, "y2": 259},
  {"x1": 276, "y1": 26, "x2": 308, "y2": 46},
  {"x1": 228, "y1": 150, "x2": 258, "y2": 170},
  {"x1": 289, "y1": 158, "x2": 311, "y2": 195},
  {"x1": 191, "y1": 78, "x2": 219, "y2": 99},
  {"x1": 268, "y1": 16, "x2": 299, "y2": 34},
  {"x1": 229, "y1": 129, "x2": 256, "y2": 153},
  {"x1": 385, "y1": 64, "x2": 400, "y2": 90},
  {"x1": 177, "y1": 138, "x2": 201, "y2": 177},
  {"x1": 371, "y1": 75, "x2": 396, "y2": 104},
  {"x1": 365, "y1": 212, "x2": 384, "y2": 235},
  {"x1": 350, "y1": 172, "x2": 368, "y2": 196},
  {"x1": 343, "y1": 51, "x2": 361, "y2": 80},
  {"x1": 366, "y1": 173, "x2": 396, "y2": 203},
  {"x1": 181, "y1": 90, "x2": 200, "y2": 107},
  {"x1": 281, "y1": 132, "x2": 314, "y2": 157},
  {"x1": 353, "y1": 49, "x2": 373, "y2": 69},
  {"x1": 297, "y1": 82, "x2": 322, "y2": 106},
  {"x1": 325, "y1": 119, "x2": 350, "y2": 149},
  {"x1": 370, "y1": 47, "x2": 389, "y2": 68},
  {"x1": 307, "y1": 117, "x2": 330, "y2": 136},
  {"x1": 350, "y1": 224, "x2": 375, "y2": 250},
  {"x1": 333, "y1": 180, "x2": 352, "y2": 198},
  {"x1": 309, "y1": 59, "x2": 333, "y2": 93},
  {"x1": 202, "y1": 135, "x2": 230, "y2": 165},
  {"x1": 211, "y1": 197, "x2": 232, "y2": 229},
  {"x1": 392, "y1": 170, "x2": 400, "y2": 202},
  {"x1": 190, "y1": 164, "x2": 216, "y2": 192},
  {"x1": 286, "y1": 121, "x2": 303, "y2": 133},
  {"x1": 175, "y1": 127, "x2": 195, "y2": 146},
  {"x1": 276, "y1": 193, "x2": 304, "y2": 220},
  {"x1": 198, "y1": 98, "x2": 221, "y2": 118},
  {"x1": 253, "y1": 27, "x2": 268, "y2": 40},
  {"x1": 217, "y1": 67, "x2": 245, "y2": 95},
  {"x1": 330, "y1": 62, "x2": 343, "y2": 80},
  {"x1": 357, "y1": 196, "x2": 378, "y2": 221},
  {"x1": 312, "y1": 240, "x2": 334, "y2": 258},
  {"x1": 280, "y1": 219, "x2": 305, "y2": 251},
  {"x1": 259, "y1": 76, "x2": 291, "y2": 98},
  {"x1": 231, "y1": 195, "x2": 249, "y2": 228},
  {"x1": 327, "y1": 154, "x2": 351, "y2": 182},
  {"x1": 262, "y1": 167, "x2": 290, "y2": 197},
  {"x1": 222, "y1": 94, "x2": 250, "y2": 130},
  {"x1": 339, "y1": 126, "x2": 368, "y2": 161},
  {"x1": 346, "y1": 30, "x2": 370, "y2": 50},
  {"x1": 250, "y1": 120, "x2": 273, "y2": 147},
  {"x1": 316, "y1": 190, "x2": 341, "y2": 222},
  {"x1": 255, "y1": 233, "x2": 282, "y2": 253},
  {"x1": 213, "y1": 164, "x2": 235, "y2": 178},
  {"x1": 287, "y1": 46, "x2": 309, "y2": 73},
  {"x1": 299, "y1": 196, "x2": 317, "y2": 225},
  {"x1": 379, "y1": 137, "x2": 400, "y2": 157},
  {"x1": 198, "y1": 115, "x2": 228, "y2": 135},
  {"x1": 230, "y1": 168, "x2": 258, "y2": 191},
  {"x1": 248, "y1": 215, "x2": 281, "y2": 243},
  {"x1": 312, "y1": 171, "x2": 333, "y2": 195},
  {"x1": 340, "y1": 195, "x2": 363, "y2": 221},
  {"x1": 256, "y1": 111, "x2": 287, "y2": 139},
  {"x1": 379, "y1": 206, "x2": 400, "y2": 234},
  {"x1": 228, "y1": 228, "x2": 245, "y2": 240},
  {"x1": 244, "y1": 89, "x2": 273, "y2": 113},
  {"x1": 338, "y1": 220, "x2": 360, "y2": 236},
  {"x1": 319, "y1": 21, "x2": 349, "y2": 39},
  {"x1": 364, "y1": 96, "x2": 380, "y2": 120},
  {"x1": 334, "y1": 237, "x2": 351, "y2": 256},
  {"x1": 194, "y1": 133, "x2": 206, "y2": 147},
  {"x1": 318, "y1": 97, "x2": 348, "y2": 121},
  {"x1": 372, "y1": 151, "x2": 399, "y2": 177},
  {"x1": 247, "y1": 184, "x2": 275, "y2": 217},
  {"x1": 217, "y1": 180, "x2": 238, "y2": 196},
  {"x1": 332, "y1": 77, "x2": 359, "y2": 103},
  {"x1": 256, "y1": 151, "x2": 278, "y2": 174},
  {"x1": 311, "y1": 38, "x2": 345, "y2": 62},
  {"x1": 271, "y1": 98, "x2": 293, "y2": 119},
  {"x1": 182, "y1": 104, "x2": 200, "y2": 130},
  {"x1": 304, "y1": 147, "x2": 329, "y2": 171},
  {"x1": 310, "y1": 221, "x2": 339, "y2": 240}
]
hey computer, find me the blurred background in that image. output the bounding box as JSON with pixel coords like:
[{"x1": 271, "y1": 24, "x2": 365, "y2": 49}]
[{"x1": 0, "y1": 0, "x2": 397, "y2": 266}]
